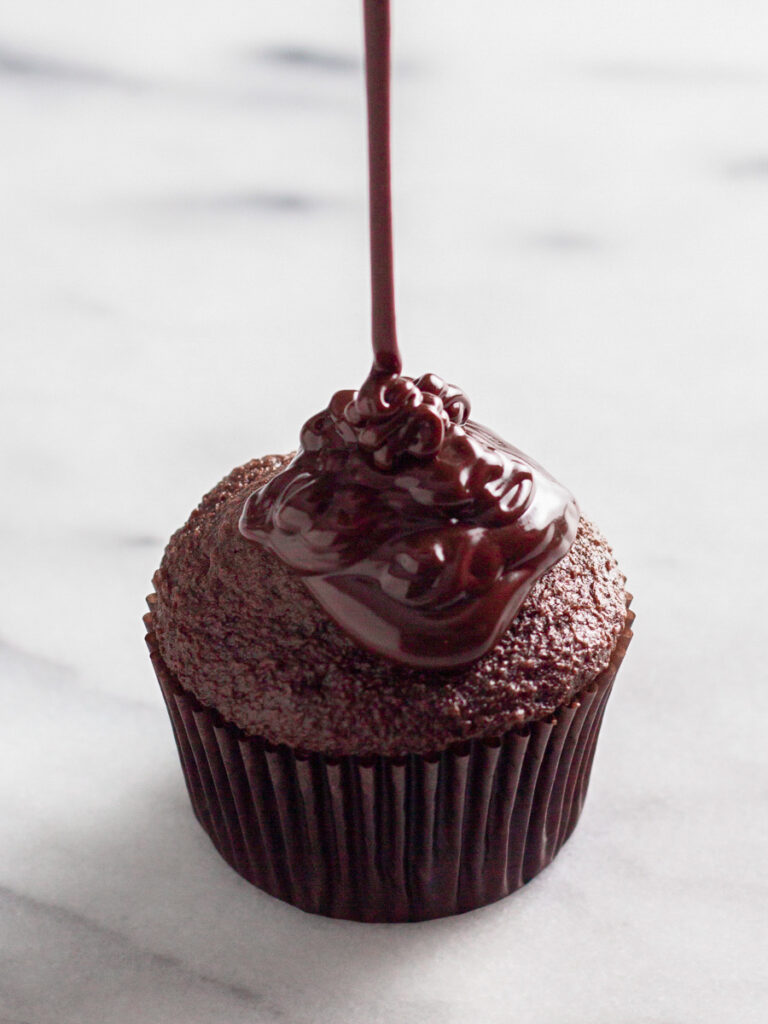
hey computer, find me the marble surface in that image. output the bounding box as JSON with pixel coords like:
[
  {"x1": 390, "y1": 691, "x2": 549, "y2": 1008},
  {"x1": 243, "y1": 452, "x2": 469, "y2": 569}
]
[{"x1": 2, "y1": 1, "x2": 767, "y2": 1021}]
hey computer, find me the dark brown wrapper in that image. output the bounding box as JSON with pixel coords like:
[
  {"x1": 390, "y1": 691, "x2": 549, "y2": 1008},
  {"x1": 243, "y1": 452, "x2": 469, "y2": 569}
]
[{"x1": 144, "y1": 599, "x2": 633, "y2": 922}]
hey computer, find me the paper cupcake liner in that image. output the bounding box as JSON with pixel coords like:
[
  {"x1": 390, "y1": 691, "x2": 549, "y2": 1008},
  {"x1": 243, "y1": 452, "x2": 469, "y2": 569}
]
[{"x1": 145, "y1": 598, "x2": 633, "y2": 922}]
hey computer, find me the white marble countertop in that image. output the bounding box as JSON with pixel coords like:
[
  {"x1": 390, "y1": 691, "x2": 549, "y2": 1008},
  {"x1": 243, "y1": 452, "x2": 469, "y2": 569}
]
[{"x1": 2, "y1": 1, "x2": 767, "y2": 1021}]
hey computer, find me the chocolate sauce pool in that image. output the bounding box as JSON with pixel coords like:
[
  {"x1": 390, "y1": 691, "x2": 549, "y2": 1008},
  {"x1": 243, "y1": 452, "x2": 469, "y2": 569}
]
[{"x1": 239, "y1": 0, "x2": 579, "y2": 669}]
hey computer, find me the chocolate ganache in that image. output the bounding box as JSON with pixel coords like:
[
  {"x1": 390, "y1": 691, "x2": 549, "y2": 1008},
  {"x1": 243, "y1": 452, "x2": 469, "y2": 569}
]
[{"x1": 239, "y1": 0, "x2": 579, "y2": 669}]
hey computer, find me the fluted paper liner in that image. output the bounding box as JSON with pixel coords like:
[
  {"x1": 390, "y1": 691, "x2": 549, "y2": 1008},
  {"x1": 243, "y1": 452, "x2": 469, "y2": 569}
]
[{"x1": 145, "y1": 598, "x2": 633, "y2": 922}]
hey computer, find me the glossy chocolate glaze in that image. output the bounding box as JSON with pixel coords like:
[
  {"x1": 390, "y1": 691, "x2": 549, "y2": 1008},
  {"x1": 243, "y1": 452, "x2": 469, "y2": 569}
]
[
  {"x1": 240, "y1": 375, "x2": 579, "y2": 668},
  {"x1": 237, "y1": 0, "x2": 581, "y2": 668}
]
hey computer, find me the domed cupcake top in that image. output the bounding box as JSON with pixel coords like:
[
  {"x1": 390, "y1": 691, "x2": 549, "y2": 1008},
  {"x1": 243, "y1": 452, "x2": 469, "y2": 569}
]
[{"x1": 239, "y1": 367, "x2": 579, "y2": 669}]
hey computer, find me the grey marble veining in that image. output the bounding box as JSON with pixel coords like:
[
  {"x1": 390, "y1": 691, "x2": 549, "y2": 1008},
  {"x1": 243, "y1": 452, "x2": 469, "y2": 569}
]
[{"x1": 2, "y1": 0, "x2": 767, "y2": 1021}]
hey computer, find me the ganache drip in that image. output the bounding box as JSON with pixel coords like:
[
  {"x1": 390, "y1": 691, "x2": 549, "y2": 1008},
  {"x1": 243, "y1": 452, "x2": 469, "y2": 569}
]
[
  {"x1": 239, "y1": 369, "x2": 579, "y2": 669},
  {"x1": 236, "y1": 2, "x2": 578, "y2": 669}
]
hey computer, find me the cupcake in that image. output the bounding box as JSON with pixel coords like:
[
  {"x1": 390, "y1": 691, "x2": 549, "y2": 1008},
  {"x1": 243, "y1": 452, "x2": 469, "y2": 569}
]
[
  {"x1": 145, "y1": 369, "x2": 632, "y2": 921},
  {"x1": 144, "y1": 0, "x2": 633, "y2": 921}
]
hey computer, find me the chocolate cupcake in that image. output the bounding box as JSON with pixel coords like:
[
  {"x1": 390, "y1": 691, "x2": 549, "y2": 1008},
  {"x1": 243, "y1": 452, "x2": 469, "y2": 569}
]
[
  {"x1": 145, "y1": 390, "x2": 633, "y2": 921},
  {"x1": 145, "y1": 0, "x2": 633, "y2": 921}
]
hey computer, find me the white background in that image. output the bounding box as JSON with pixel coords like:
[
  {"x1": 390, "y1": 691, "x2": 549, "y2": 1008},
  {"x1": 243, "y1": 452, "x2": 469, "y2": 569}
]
[{"x1": 1, "y1": 1, "x2": 767, "y2": 1021}]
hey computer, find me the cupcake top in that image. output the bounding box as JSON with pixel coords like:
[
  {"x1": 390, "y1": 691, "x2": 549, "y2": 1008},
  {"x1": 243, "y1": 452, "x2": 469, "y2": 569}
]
[{"x1": 152, "y1": 454, "x2": 628, "y2": 757}]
